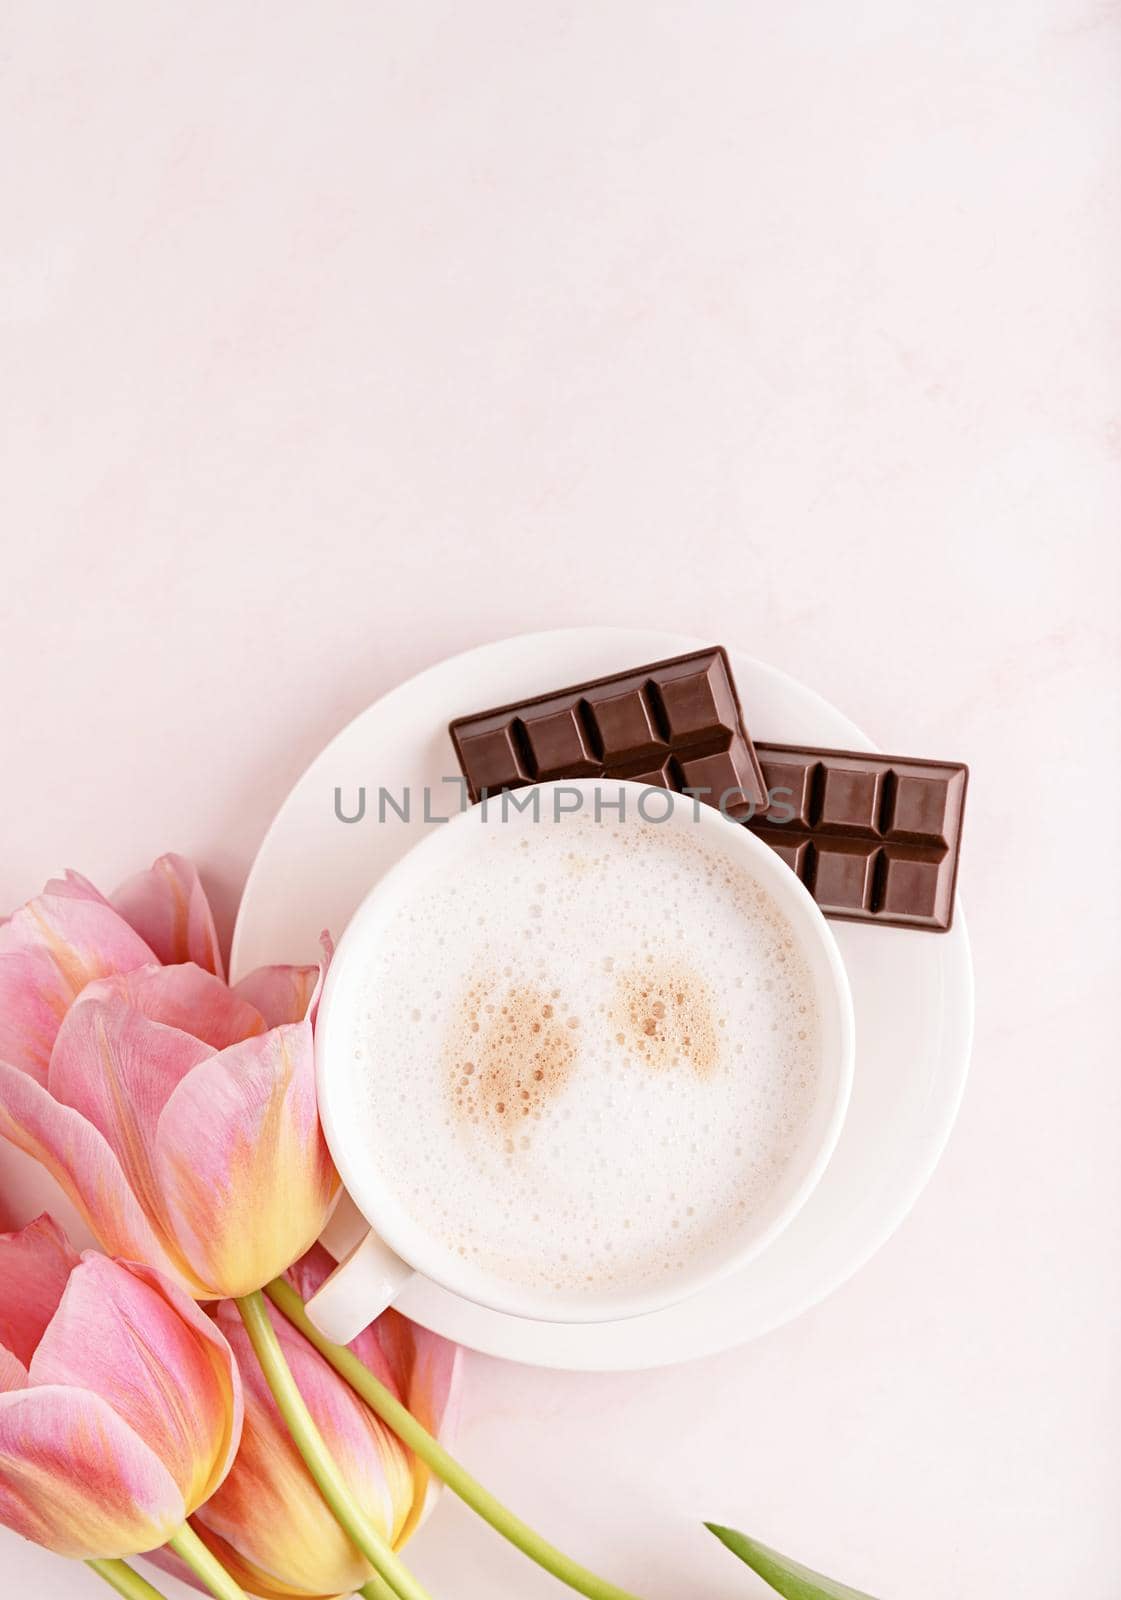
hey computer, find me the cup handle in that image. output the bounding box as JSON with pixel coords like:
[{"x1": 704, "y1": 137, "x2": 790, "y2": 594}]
[{"x1": 305, "y1": 1229, "x2": 413, "y2": 1345}]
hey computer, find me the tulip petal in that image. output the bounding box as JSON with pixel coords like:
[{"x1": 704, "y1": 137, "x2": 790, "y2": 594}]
[
  {"x1": 0, "y1": 880, "x2": 156, "y2": 1084},
  {"x1": 285, "y1": 1245, "x2": 460, "y2": 1540},
  {"x1": 0, "y1": 1059, "x2": 194, "y2": 1290},
  {"x1": 0, "y1": 1349, "x2": 28, "y2": 1393},
  {"x1": 286, "y1": 1246, "x2": 399, "y2": 1393},
  {"x1": 0, "y1": 1384, "x2": 185, "y2": 1558},
  {"x1": 373, "y1": 1309, "x2": 460, "y2": 1445},
  {"x1": 40, "y1": 871, "x2": 110, "y2": 904},
  {"x1": 0, "y1": 1214, "x2": 80, "y2": 1365},
  {"x1": 233, "y1": 964, "x2": 322, "y2": 1028},
  {"x1": 367, "y1": 1309, "x2": 461, "y2": 1539},
  {"x1": 154, "y1": 1024, "x2": 339, "y2": 1298},
  {"x1": 145, "y1": 1527, "x2": 332, "y2": 1600},
  {"x1": 285, "y1": 1244, "x2": 459, "y2": 1433},
  {"x1": 199, "y1": 1298, "x2": 409, "y2": 1593},
  {"x1": 30, "y1": 1255, "x2": 242, "y2": 1513},
  {"x1": 182, "y1": 1519, "x2": 353, "y2": 1600},
  {"x1": 112, "y1": 854, "x2": 224, "y2": 979},
  {"x1": 118, "y1": 1260, "x2": 243, "y2": 1502},
  {"x1": 49, "y1": 994, "x2": 215, "y2": 1238},
  {"x1": 77, "y1": 965, "x2": 266, "y2": 1050}
]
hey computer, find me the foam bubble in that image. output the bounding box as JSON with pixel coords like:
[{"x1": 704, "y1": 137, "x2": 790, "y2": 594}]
[{"x1": 350, "y1": 809, "x2": 822, "y2": 1300}]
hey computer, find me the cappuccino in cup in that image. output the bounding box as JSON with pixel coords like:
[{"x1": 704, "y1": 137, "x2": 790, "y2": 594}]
[{"x1": 317, "y1": 784, "x2": 849, "y2": 1325}]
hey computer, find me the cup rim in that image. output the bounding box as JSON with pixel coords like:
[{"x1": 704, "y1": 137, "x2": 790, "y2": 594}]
[{"x1": 315, "y1": 778, "x2": 855, "y2": 1324}]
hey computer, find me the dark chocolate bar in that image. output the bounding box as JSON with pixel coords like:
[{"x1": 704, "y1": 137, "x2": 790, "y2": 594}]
[
  {"x1": 746, "y1": 744, "x2": 968, "y2": 931},
  {"x1": 449, "y1": 648, "x2": 768, "y2": 819}
]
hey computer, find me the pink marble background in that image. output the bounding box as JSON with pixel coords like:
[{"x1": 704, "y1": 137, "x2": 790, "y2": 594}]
[{"x1": 2, "y1": 3, "x2": 1118, "y2": 1596}]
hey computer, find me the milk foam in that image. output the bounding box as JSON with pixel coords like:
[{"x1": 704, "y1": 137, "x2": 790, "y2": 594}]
[{"x1": 350, "y1": 809, "x2": 822, "y2": 1301}]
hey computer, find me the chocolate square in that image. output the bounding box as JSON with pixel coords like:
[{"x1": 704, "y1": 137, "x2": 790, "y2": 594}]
[
  {"x1": 880, "y1": 852, "x2": 945, "y2": 923},
  {"x1": 677, "y1": 748, "x2": 758, "y2": 818},
  {"x1": 653, "y1": 658, "x2": 735, "y2": 741},
  {"x1": 886, "y1": 770, "x2": 962, "y2": 846},
  {"x1": 818, "y1": 764, "x2": 884, "y2": 837},
  {"x1": 759, "y1": 832, "x2": 813, "y2": 879},
  {"x1": 589, "y1": 688, "x2": 664, "y2": 762},
  {"x1": 812, "y1": 841, "x2": 880, "y2": 913},
  {"x1": 627, "y1": 762, "x2": 674, "y2": 788},
  {"x1": 758, "y1": 753, "x2": 817, "y2": 828},
  {"x1": 453, "y1": 724, "x2": 528, "y2": 794},
  {"x1": 520, "y1": 704, "x2": 599, "y2": 781}
]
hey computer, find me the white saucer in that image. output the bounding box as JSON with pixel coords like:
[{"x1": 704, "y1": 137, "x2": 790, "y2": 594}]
[{"x1": 231, "y1": 628, "x2": 973, "y2": 1371}]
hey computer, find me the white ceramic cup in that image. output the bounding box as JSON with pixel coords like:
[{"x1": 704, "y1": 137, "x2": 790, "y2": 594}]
[{"x1": 307, "y1": 780, "x2": 855, "y2": 1344}]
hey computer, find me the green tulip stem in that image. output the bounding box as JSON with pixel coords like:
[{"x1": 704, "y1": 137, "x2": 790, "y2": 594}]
[
  {"x1": 361, "y1": 1578, "x2": 402, "y2": 1600},
  {"x1": 167, "y1": 1525, "x2": 249, "y2": 1600},
  {"x1": 266, "y1": 1276, "x2": 645, "y2": 1600},
  {"x1": 86, "y1": 1560, "x2": 169, "y2": 1600},
  {"x1": 236, "y1": 1291, "x2": 434, "y2": 1600}
]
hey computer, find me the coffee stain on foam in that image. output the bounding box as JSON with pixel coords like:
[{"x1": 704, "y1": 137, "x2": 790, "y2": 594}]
[
  {"x1": 610, "y1": 960, "x2": 721, "y2": 1078},
  {"x1": 447, "y1": 975, "x2": 579, "y2": 1147}
]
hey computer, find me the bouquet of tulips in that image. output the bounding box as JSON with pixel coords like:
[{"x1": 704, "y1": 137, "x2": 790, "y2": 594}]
[{"x1": 0, "y1": 854, "x2": 877, "y2": 1600}]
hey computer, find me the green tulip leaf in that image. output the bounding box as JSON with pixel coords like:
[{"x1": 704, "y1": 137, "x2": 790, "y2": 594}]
[{"x1": 705, "y1": 1523, "x2": 882, "y2": 1600}]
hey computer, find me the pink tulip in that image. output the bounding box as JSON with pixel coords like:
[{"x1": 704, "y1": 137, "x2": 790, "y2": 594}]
[
  {"x1": 0, "y1": 854, "x2": 220, "y2": 1083},
  {"x1": 0, "y1": 871, "x2": 155, "y2": 1083},
  {"x1": 112, "y1": 853, "x2": 225, "y2": 979},
  {"x1": 0, "y1": 859, "x2": 339, "y2": 1299},
  {"x1": 152, "y1": 1247, "x2": 460, "y2": 1600},
  {"x1": 0, "y1": 1215, "x2": 242, "y2": 1560}
]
